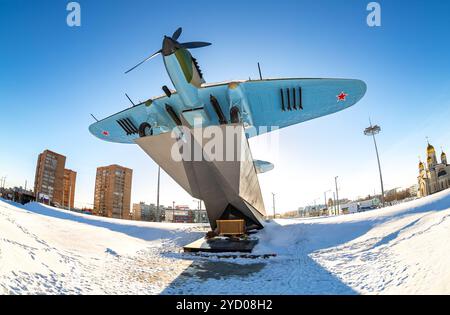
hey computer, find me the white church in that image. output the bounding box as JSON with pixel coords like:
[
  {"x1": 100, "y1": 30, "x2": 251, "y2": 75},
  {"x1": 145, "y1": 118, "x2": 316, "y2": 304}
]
[{"x1": 418, "y1": 142, "x2": 450, "y2": 197}]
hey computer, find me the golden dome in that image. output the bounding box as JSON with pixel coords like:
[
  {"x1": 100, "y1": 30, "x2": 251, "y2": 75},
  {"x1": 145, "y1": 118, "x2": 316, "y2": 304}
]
[
  {"x1": 441, "y1": 151, "x2": 446, "y2": 158},
  {"x1": 419, "y1": 161, "x2": 424, "y2": 169},
  {"x1": 228, "y1": 82, "x2": 240, "y2": 90},
  {"x1": 427, "y1": 143, "x2": 435, "y2": 154}
]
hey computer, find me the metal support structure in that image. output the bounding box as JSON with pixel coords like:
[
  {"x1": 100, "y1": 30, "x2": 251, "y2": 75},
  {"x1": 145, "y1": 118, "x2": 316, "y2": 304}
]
[
  {"x1": 135, "y1": 123, "x2": 266, "y2": 230},
  {"x1": 364, "y1": 121, "x2": 385, "y2": 206}
]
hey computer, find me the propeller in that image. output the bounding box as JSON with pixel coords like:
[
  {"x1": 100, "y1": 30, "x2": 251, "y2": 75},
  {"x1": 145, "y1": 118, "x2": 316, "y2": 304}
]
[
  {"x1": 125, "y1": 50, "x2": 162, "y2": 74},
  {"x1": 125, "y1": 27, "x2": 211, "y2": 74},
  {"x1": 172, "y1": 27, "x2": 182, "y2": 40},
  {"x1": 179, "y1": 41, "x2": 211, "y2": 49}
]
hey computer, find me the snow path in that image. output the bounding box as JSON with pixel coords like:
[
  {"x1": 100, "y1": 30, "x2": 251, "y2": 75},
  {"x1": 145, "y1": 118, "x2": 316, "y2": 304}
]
[{"x1": 2, "y1": 188, "x2": 450, "y2": 294}]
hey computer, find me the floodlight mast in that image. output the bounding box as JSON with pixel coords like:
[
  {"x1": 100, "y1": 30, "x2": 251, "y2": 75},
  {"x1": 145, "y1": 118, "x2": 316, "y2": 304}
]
[{"x1": 364, "y1": 122, "x2": 385, "y2": 207}]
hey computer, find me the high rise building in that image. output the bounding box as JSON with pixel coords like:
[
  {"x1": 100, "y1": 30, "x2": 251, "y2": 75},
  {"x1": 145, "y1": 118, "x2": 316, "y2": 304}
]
[
  {"x1": 34, "y1": 150, "x2": 66, "y2": 205},
  {"x1": 63, "y1": 169, "x2": 77, "y2": 209},
  {"x1": 131, "y1": 203, "x2": 142, "y2": 221},
  {"x1": 93, "y1": 164, "x2": 132, "y2": 219},
  {"x1": 132, "y1": 202, "x2": 162, "y2": 221}
]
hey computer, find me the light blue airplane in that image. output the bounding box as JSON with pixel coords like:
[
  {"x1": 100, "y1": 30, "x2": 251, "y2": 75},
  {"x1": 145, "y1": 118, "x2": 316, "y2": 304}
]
[{"x1": 89, "y1": 28, "x2": 366, "y2": 231}]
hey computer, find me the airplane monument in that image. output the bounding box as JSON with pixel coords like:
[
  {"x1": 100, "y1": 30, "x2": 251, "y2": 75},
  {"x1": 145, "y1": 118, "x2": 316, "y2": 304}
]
[{"x1": 89, "y1": 28, "x2": 366, "y2": 235}]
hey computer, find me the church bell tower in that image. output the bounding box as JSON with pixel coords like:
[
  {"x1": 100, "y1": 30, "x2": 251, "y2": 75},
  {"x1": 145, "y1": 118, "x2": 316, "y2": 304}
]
[{"x1": 427, "y1": 142, "x2": 437, "y2": 168}]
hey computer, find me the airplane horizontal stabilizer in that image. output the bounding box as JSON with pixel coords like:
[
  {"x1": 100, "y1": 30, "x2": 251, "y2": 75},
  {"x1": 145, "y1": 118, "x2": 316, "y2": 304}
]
[{"x1": 253, "y1": 160, "x2": 274, "y2": 174}]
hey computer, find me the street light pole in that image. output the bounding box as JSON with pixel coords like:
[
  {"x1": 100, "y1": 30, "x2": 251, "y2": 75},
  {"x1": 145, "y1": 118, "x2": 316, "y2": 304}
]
[
  {"x1": 334, "y1": 176, "x2": 340, "y2": 215},
  {"x1": 313, "y1": 197, "x2": 320, "y2": 216},
  {"x1": 156, "y1": 166, "x2": 160, "y2": 222},
  {"x1": 364, "y1": 121, "x2": 385, "y2": 207},
  {"x1": 271, "y1": 192, "x2": 276, "y2": 218},
  {"x1": 68, "y1": 183, "x2": 72, "y2": 210},
  {"x1": 198, "y1": 200, "x2": 200, "y2": 223},
  {"x1": 193, "y1": 199, "x2": 201, "y2": 223},
  {"x1": 333, "y1": 191, "x2": 336, "y2": 215},
  {"x1": 172, "y1": 200, "x2": 175, "y2": 223},
  {"x1": 324, "y1": 189, "x2": 331, "y2": 215}
]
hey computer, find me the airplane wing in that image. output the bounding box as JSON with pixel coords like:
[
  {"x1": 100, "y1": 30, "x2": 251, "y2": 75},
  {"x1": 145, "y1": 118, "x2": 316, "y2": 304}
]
[
  {"x1": 88, "y1": 93, "x2": 182, "y2": 144},
  {"x1": 235, "y1": 78, "x2": 366, "y2": 135},
  {"x1": 89, "y1": 78, "x2": 366, "y2": 143}
]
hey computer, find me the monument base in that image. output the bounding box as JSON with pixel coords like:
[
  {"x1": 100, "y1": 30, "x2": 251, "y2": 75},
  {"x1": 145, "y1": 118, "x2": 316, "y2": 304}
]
[
  {"x1": 183, "y1": 237, "x2": 259, "y2": 253},
  {"x1": 135, "y1": 124, "x2": 267, "y2": 231}
]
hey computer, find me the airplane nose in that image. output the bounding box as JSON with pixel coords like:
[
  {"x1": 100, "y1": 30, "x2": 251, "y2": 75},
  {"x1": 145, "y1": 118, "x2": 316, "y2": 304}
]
[{"x1": 162, "y1": 36, "x2": 177, "y2": 56}]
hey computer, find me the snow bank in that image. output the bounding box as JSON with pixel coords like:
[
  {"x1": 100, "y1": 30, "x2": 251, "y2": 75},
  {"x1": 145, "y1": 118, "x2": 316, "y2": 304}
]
[
  {"x1": 166, "y1": 190, "x2": 450, "y2": 294},
  {"x1": 21, "y1": 201, "x2": 201, "y2": 246},
  {"x1": 0, "y1": 199, "x2": 205, "y2": 294},
  {"x1": 251, "y1": 189, "x2": 450, "y2": 294}
]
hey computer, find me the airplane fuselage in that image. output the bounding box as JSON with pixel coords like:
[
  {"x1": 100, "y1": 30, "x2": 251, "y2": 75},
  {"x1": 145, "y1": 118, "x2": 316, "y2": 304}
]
[{"x1": 162, "y1": 37, "x2": 205, "y2": 109}]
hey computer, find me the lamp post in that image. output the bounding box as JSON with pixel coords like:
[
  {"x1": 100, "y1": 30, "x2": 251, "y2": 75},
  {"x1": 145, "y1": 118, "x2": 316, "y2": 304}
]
[
  {"x1": 324, "y1": 189, "x2": 331, "y2": 215},
  {"x1": 364, "y1": 121, "x2": 385, "y2": 207},
  {"x1": 172, "y1": 201, "x2": 175, "y2": 222},
  {"x1": 333, "y1": 191, "x2": 336, "y2": 215},
  {"x1": 334, "y1": 176, "x2": 340, "y2": 215},
  {"x1": 311, "y1": 198, "x2": 320, "y2": 216},
  {"x1": 193, "y1": 199, "x2": 201, "y2": 223},
  {"x1": 271, "y1": 192, "x2": 276, "y2": 219},
  {"x1": 156, "y1": 166, "x2": 160, "y2": 222},
  {"x1": 68, "y1": 182, "x2": 72, "y2": 210}
]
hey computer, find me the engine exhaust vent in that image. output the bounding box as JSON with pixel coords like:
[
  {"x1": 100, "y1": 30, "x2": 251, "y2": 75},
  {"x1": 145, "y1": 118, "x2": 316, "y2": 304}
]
[
  {"x1": 280, "y1": 87, "x2": 303, "y2": 111},
  {"x1": 116, "y1": 117, "x2": 138, "y2": 135}
]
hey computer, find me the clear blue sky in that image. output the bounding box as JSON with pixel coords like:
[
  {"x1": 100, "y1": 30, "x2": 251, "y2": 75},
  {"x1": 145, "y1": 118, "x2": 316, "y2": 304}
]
[{"x1": 1, "y1": 0, "x2": 450, "y2": 212}]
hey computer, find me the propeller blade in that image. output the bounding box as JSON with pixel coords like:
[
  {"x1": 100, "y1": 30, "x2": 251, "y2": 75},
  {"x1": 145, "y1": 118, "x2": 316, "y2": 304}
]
[
  {"x1": 172, "y1": 27, "x2": 182, "y2": 40},
  {"x1": 180, "y1": 41, "x2": 212, "y2": 49},
  {"x1": 125, "y1": 50, "x2": 162, "y2": 74}
]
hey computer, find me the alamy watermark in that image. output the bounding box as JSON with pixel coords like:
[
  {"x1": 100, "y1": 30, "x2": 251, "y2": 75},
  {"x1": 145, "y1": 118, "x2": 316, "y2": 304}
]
[
  {"x1": 169, "y1": 122, "x2": 280, "y2": 163},
  {"x1": 367, "y1": 2, "x2": 381, "y2": 27},
  {"x1": 65, "y1": 2, "x2": 380, "y2": 28},
  {"x1": 66, "y1": 2, "x2": 81, "y2": 27}
]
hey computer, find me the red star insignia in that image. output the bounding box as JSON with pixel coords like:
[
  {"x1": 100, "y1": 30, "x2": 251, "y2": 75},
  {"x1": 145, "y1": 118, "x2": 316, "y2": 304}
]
[
  {"x1": 337, "y1": 92, "x2": 348, "y2": 102},
  {"x1": 102, "y1": 131, "x2": 109, "y2": 136}
]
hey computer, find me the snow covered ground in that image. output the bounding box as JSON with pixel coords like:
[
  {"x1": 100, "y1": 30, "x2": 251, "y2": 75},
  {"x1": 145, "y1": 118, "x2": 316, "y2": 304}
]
[
  {"x1": 0, "y1": 199, "x2": 206, "y2": 294},
  {"x1": 1, "y1": 188, "x2": 450, "y2": 294}
]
